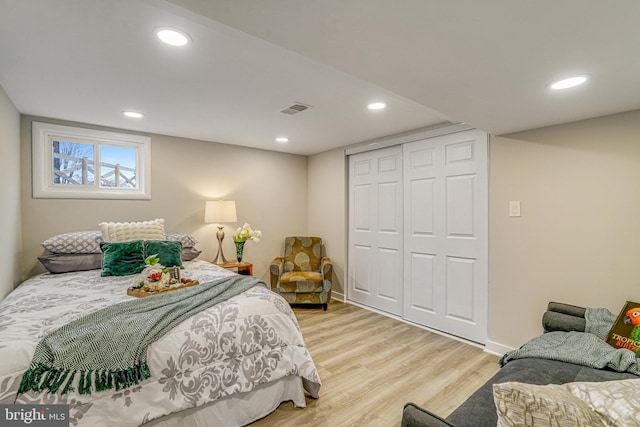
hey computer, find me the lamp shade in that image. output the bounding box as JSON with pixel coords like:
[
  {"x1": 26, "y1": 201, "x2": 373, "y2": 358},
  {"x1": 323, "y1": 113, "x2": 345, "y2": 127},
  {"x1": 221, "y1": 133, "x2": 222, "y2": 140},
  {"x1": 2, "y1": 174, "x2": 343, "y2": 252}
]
[{"x1": 204, "y1": 200, "x2": 237, "y2": 224}]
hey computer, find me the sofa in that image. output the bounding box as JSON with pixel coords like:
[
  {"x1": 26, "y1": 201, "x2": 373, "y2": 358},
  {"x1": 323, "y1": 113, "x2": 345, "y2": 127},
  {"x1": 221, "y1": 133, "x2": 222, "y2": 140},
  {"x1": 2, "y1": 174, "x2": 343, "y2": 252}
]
[{"x1": 401, "y1": 302, "x2": 640, "y2": 427}]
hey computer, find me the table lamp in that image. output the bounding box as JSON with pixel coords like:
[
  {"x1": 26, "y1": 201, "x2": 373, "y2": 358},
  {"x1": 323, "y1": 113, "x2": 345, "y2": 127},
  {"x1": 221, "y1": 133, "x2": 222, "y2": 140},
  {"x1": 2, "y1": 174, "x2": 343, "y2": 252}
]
[{"x1": 204, "y1": 200, "x2": 237, "y2": 264}]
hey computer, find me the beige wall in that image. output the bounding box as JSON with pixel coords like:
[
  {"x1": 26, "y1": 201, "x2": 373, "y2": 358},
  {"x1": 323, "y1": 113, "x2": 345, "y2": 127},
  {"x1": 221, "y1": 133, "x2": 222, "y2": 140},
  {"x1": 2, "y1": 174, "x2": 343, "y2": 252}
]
[
  {"x1": 20, "y1": 116, "x2": 308, "y2": 282},
  {"x1": 15, "y1": 107, "x2": 640, "y2": 351},
  {"x1": 308, "y1": 148, "x2": 347, "y2": 299},
  {"x1": 309, "y1": 111, "x2": 640, "y2": 351},
  {"x1": 489, "y1": 110, "x2": 640, "y2": 349},
  {"x1": 0, "y1": 85, "x2": 22, "y2": 299}
]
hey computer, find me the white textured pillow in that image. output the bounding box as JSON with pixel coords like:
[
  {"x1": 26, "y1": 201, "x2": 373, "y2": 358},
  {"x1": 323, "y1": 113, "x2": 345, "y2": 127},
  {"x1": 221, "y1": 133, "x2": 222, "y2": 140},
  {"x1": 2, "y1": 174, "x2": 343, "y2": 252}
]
[
  {"x1": 493, "y1": 382, "x2": 606, "y2": 427},
  {"x1": 566, "y1": 379, "x2": 640, "y2": 425},
  {"x1": 99, "y1": 219, "x2": 166, "y2": 242}
]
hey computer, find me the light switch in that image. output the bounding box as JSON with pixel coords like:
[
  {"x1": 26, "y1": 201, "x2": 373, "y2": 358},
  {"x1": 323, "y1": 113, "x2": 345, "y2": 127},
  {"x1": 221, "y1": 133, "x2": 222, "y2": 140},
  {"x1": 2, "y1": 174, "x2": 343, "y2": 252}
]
[{"x1": 509, "y1": 201, "x2": 521, "y2": 217}]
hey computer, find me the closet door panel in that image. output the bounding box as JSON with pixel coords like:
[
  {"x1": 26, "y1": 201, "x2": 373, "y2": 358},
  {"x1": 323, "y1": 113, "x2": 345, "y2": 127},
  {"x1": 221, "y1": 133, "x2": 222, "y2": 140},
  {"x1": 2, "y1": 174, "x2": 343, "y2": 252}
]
[
  {"x1": 409, "y1": 252, "x2": 436, "y2": 312},
  {"x1": 403, "y1": 130, "x2": 488, "y2": 343},
  {"x1": 351, "y1": 244, "x2": 372, "y2": 294},
  {"x1": 445, "y1": 256, "x2": 476, "y2": 322},
  {"x1": 348, "y1": 145, "x2": 403, "y2": 315}
]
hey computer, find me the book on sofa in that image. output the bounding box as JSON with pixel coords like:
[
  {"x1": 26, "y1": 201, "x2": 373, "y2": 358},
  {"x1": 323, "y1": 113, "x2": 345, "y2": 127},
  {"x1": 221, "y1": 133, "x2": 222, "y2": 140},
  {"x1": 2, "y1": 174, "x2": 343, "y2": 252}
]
[{"x1": 606, "y1": 300, "x2": 640, "y2": 353}]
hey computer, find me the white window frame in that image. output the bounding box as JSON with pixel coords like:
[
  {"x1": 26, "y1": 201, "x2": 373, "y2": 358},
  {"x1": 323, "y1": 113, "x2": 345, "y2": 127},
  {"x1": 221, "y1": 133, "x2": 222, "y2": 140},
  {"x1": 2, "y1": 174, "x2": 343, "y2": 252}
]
[{"x1": 32, "y1": 122, "x2": 151, "y2": 199}]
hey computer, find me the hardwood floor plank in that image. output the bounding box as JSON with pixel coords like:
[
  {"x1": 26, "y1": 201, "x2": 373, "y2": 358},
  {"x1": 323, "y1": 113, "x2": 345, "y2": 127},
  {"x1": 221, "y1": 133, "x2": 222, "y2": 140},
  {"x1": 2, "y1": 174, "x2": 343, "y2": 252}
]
[{"x1": 249, "y1": 301, "x2": 500, "y2": 426}]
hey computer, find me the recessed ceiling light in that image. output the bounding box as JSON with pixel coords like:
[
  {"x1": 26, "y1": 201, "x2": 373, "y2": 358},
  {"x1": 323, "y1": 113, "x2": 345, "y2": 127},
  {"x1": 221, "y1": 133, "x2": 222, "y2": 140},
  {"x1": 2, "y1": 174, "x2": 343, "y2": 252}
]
[
  {"x1": 549, "y1": 75, "x2": 589, "y2": 90},
  {"x1": 156, "y1": 28, "x2": 190, "y2": 46},
  {"x1": 367, "y1": 102, "x2": 386, "y2": 110},
  {"x1": 123, "y1": 111, "x2": 144, "y2": 118},
  {"x1": 276, "y1": 137, "x2": 289, "y2": 143}
]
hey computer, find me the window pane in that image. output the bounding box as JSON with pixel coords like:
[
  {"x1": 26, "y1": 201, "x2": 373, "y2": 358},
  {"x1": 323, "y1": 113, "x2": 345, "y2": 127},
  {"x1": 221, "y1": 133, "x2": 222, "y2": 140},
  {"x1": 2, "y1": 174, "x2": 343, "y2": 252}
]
[
  {"x1": 99, "y1": 145, "x2": 137, "y2": 188},
  {"x1": 52, "y1": 140, "x2": 95, "y2": 185}
]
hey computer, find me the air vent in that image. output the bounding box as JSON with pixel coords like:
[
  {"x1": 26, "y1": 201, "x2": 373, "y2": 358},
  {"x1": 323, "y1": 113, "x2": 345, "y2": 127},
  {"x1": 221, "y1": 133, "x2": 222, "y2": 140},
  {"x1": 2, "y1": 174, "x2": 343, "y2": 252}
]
[{"x1": 280, "y1": 103, "x2": 312, "y2": 115}]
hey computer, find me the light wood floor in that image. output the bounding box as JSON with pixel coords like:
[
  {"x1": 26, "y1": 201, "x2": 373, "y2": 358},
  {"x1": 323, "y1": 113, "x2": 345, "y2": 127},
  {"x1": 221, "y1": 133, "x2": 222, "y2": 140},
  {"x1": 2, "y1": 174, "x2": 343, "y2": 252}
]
[{"x1": 250, "y1": 300, "x2": 500, "y2": 427}]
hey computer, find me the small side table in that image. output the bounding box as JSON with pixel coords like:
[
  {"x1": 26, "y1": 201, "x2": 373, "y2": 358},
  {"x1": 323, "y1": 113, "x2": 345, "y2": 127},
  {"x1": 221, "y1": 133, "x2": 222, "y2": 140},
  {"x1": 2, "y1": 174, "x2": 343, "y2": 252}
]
[{"x1": 219, "y1": 260, "x2": 253, "y2": 276}]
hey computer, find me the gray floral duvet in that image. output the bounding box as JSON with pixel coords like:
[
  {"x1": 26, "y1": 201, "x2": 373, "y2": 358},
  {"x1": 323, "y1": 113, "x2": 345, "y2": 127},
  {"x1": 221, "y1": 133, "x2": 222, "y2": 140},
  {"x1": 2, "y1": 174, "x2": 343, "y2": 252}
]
[{"x1": 0, "y1": 260, "x2": 321, "y2": 426}]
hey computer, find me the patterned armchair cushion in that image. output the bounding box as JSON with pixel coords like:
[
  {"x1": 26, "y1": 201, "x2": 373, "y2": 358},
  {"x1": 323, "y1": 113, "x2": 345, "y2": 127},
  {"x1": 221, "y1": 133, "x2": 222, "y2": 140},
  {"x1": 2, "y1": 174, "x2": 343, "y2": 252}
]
[
  {"x1": 279, "y1": 271, "x2": 324, "y2": 293},
  {"x1": 283, "y1": 237, "x2": 323, "y2": 272}
]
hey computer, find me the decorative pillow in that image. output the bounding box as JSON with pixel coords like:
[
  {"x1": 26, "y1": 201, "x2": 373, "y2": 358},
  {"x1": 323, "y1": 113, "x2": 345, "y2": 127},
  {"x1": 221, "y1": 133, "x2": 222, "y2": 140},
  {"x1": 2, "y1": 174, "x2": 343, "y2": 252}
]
[
  {"x1": 166, "y1": 233, "x2": 198, "y2": 248},
  {"x1": 41, "y1": 231, "x2": 103, "y2": 254},
  {"x1": 181, "y1": 247, "x2": 201, "y2": 261},
  {"x1": 38, "y1": 251, "x2": 102, "y2": 273},
  {"x1": 100, "y1": 241, "x2": 146, "y2": 276},
  {"x1": 99, "y1": 219, "x2": 165, "y2": 242},
  {"x1": 566, "y1": 379, "x2": 640, "y2": 425},
  {"x1": 144, "y1": 240, "x2": 182, "y2": 268},
  {"x1": 493, "y1": 382, "x2": 606, "y2": 427}
]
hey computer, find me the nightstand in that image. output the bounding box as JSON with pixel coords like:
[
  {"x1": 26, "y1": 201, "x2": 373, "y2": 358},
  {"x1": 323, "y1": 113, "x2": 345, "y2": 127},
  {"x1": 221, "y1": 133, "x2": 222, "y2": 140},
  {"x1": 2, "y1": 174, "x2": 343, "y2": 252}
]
[{"x1": 219, "y1": 260, "x2": 253, "y2": 276}]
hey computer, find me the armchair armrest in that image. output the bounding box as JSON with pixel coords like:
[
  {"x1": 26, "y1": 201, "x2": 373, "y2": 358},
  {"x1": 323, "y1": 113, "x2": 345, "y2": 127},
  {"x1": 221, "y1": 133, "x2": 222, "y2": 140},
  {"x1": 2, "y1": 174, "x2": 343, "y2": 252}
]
[
  {"x1": 320, "y1": 257, "x2": 333, "y2": 285},
  {"x1": 270, "y1": 257, "x2": 284, "y2": 289}
]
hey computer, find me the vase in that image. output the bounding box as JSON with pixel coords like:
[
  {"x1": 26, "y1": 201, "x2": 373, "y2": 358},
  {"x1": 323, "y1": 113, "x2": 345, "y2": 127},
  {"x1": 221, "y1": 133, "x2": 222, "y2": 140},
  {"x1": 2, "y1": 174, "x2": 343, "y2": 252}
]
[{"x1": 235, "y1": 241, "x2": 245, "y2": 262}]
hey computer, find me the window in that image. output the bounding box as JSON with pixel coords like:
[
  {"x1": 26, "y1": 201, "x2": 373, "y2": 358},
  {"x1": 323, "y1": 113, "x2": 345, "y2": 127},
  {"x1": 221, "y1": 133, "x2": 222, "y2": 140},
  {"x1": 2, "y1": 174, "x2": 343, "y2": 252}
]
[{"x1": 32, "y1": 122, "x2": 151, "y2": 199}]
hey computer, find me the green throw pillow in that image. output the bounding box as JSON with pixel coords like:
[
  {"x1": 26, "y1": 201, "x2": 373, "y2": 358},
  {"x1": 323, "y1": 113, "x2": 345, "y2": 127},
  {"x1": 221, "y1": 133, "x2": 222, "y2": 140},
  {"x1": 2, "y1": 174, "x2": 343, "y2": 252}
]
[
  {"x1": 144, "y1": 240, "x2": 183, "y2": 268},
  {"x1": 100, "y1": 240, "x2": 146, "y2": 276}
]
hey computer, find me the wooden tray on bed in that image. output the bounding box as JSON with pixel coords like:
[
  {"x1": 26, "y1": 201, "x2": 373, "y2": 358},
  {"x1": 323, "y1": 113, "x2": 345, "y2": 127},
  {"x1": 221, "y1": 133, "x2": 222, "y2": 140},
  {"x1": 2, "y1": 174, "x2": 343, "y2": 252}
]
[{"x1": 127, "y1": 279, "x2": 200, "y2": 298}]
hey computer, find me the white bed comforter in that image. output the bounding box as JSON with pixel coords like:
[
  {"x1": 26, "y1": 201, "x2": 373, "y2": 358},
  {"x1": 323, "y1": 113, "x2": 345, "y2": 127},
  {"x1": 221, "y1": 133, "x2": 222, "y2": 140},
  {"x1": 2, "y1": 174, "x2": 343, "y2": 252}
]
[{"x1": 0, "y1": 260, "x2": 321, "y2": 426}]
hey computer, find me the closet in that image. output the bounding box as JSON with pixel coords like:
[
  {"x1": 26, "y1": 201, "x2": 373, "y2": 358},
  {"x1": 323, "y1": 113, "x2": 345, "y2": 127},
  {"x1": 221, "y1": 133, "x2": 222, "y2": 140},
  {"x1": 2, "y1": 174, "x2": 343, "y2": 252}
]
[{"x1": 347, "y1": 128, "x2": 488, "y2": 343}]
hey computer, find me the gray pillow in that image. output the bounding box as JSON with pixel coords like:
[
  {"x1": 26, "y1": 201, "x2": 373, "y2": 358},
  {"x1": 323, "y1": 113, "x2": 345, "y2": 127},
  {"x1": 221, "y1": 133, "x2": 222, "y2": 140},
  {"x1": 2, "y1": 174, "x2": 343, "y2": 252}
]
[
  {"x1": 41, "y1": 231, "x2": 103, "y2": 254},
  {"x1": 181, "y1": 247, "x2": 201, "y2": 261},
  {"x1": 38, "y1": 251, "x2": 102, "y2": 273},
  {"x1": 166, "y1": 233, "x2": 198, "y2": 248}
]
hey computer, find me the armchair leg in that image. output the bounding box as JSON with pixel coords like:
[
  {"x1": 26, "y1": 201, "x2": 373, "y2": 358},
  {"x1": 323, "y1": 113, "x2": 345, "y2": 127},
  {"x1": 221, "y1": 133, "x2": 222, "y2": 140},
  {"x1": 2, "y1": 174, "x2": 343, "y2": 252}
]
[{"x1": 323, "y1": 303, "x2": 327, "y2": 311}]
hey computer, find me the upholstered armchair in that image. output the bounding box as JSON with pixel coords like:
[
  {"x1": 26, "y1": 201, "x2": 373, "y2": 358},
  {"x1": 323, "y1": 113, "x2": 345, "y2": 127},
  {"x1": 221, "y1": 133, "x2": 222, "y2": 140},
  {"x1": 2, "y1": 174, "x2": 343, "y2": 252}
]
[{"x1": 270, "y1": 236, "x2": 333, "y2": 310}]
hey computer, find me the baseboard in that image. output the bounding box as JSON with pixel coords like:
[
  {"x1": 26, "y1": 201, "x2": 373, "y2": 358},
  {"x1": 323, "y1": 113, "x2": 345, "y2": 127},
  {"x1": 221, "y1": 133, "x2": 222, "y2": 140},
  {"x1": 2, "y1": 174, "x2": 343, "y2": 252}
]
[
  {"x1": 484, "y1": 340, "x2": 514, "y2": 357},
  {"x1": 331, "y1": 291, "x2": 345, "y2": 302}
]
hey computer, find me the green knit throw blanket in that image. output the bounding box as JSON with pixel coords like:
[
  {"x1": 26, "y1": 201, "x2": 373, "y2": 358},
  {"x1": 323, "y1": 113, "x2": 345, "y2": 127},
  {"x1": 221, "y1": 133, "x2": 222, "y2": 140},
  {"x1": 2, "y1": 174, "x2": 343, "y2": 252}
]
[{"x1": 18, "y1": 275, "x2": 263, "y2": 396}]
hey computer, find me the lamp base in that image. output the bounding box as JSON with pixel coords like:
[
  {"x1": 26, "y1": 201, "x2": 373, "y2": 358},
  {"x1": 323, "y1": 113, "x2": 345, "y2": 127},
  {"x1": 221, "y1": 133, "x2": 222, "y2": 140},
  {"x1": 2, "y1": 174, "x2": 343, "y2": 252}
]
[{"x1": 212, "y1": 225, "x2": 229, "y2": 264}]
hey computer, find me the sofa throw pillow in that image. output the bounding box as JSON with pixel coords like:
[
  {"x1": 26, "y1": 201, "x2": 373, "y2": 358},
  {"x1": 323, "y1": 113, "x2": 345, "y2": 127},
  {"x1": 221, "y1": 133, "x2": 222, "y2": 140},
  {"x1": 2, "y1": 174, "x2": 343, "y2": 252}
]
[
  {"x1": 41, "y1": 231, "x2": 103, "y2": 254},
  {"x1": 566, "y1": 379, "x2": 640, "y2": 425},
  {"x1": 100, "y1": 240, "x2": 146, "y2": 276},
  {"x1": 493, "y1": 382, "x2": 606, "y2": 427},
  {"x1": 144, "y1": 240, "x2": 182, "y2": 268},
  {"x1": 99, "y1": 219, "x2": 165, "y2": 242},
  {"x1": 38, "y1": 251, "x2": 102, "y2": 273}
]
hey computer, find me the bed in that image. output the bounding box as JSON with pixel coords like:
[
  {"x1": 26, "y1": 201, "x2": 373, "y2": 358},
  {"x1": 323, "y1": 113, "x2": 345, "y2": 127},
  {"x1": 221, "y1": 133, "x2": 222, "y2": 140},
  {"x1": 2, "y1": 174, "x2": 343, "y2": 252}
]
[{"x1": 0, "y1": 259, "x2": 321, "y2": 426}]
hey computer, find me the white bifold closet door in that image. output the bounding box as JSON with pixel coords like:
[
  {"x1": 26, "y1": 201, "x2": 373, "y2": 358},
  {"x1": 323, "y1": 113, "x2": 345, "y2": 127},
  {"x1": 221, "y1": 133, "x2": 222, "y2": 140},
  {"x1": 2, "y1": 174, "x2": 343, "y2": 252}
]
[
  {"x1": 348, "y1": 145, "x2": 403, "y2": 315},
  {"x1": 403, "y1": 130, "x2": 488, "y2": 343}
]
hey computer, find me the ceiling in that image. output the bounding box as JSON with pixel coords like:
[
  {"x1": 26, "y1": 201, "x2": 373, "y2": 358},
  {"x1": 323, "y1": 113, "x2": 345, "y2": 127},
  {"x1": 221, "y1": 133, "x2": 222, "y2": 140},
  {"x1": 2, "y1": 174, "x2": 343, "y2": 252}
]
[{"x1": 1, "y1": 0, "x2": 638, "y2": 156}]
